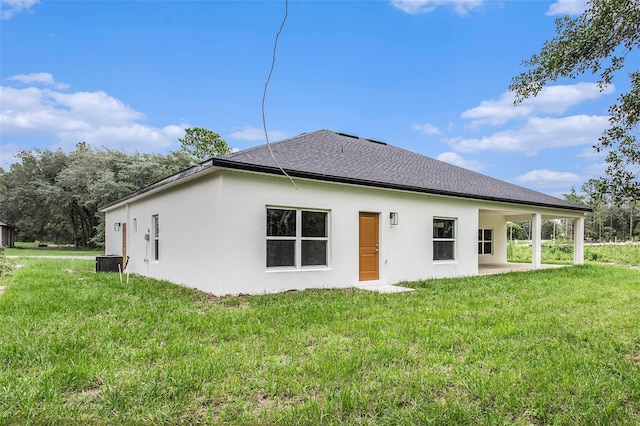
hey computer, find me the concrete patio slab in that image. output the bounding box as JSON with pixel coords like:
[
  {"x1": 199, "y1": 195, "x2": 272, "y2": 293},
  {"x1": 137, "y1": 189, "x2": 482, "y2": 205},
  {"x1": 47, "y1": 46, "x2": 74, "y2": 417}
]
[{"x1": 479, "y1": 263, "x2": 567, "y2": 275}]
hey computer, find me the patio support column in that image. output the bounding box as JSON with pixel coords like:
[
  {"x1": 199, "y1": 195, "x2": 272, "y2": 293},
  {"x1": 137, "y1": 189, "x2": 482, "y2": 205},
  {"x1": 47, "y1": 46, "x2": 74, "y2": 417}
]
[
  {"x1": 573, "y1": 216, "x2": 585, "y2": 265},
  {"x1": 531, "y1": 213, "x2": 542, "y2": 269}
]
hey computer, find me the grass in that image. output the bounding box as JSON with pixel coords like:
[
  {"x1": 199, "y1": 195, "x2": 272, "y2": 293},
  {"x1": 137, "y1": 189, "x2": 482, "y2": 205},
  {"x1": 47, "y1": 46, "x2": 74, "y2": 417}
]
[
  {"x1": 508, "y1": 241, "x2": 640, "y2": 266},
  {"x1": 4, "y1": 242, "x2": 102, "y2": 257},
  {"x1": 1, "y1": 259, "x2": 639, "y2": 424}
]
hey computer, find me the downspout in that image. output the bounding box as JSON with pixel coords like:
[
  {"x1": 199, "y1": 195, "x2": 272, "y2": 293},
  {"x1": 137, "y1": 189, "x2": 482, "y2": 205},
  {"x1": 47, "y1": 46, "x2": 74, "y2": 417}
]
[{"x1": 124, "y1": 203, "x2": 129, "y2": 268}]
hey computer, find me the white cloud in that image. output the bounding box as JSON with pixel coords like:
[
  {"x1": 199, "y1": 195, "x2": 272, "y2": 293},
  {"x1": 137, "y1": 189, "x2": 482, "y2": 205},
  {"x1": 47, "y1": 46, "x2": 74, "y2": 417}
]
[
  {"x1": 576, "y1": 146, "x2": 605, "y2": 159},
  {"x1": 412, "y1": 123, "x2": 440, "y2": 135},
  {"x1": 0, "y1": 142, "x2": 20, "y2": 170},
  {"x1": 5, "y1": 72, "x2": 69, "y2": 89},
  {"x1": 0, "y1": 80, "x2": 187, "y2": 152},
  {"x1": 447, "y1": 114, "x2": 609, "y2": 153},
  {"x1": 1, "y1": 0, "x2": 39, "y2": 19},
  {"x1": 1, "y1": 86, "x2": 144, "y2": 132},
  {"x1": 582, "y1": 161, "x2": 607, "y2": 178},
  {"x1": 436, "y1": 152, "x2": 485, "y2": 171},
  {"x1": 390, "y1": 0, "x2": 485, "y2": 15},
  {"x1": 229, "y1": 126, "x2": 286, "y2": 142},
  {"x1": 48, "y1": 90, "x2": 145, "y2": 124},
  {"x1": 546, "y1": 0, "x2": 588, "y2": 16},
  {"x1": 462, "y1": 83, "x2": 615, "y2": 126},
  {"x1": 60, "y1": 124, "x2": 185, "y2": 149},
  {"x1": 515, "y1": 169, "x2": 582, "y2": 187},
  {"x1": 462, "y1": 92, "x2": 529, "y2": 126}
]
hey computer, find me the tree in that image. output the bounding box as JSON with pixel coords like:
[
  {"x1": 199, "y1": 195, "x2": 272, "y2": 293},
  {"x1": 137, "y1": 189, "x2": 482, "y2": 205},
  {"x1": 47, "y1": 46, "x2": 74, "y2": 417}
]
[
  {"x1": 508, "y1": 221, "x2": 531, "y2": 241},
  {"x1": 0, "y1": 149, "x2": 69, "y2": 242},
  {"x1": 510, "y1": 0, "x2": 640, "y2": 202},
  {"x1": 542, "y1": 220, "x2": 556, "y2": 240},
  {"x1": 0, "y1": 145, "x2": 192, "y2": 247},
  {"x1": 563, "y1": 187, "x2": 585, "y2": 206},
  {"x1": 178, "y1": 127, "x2": 231, "y2": 163},
  {"x1": 582, "y1": 178, "x2": 608, "y2": 241},
  {"x1": 507, "y1": 222, "x2": 525, "y2": 241}
]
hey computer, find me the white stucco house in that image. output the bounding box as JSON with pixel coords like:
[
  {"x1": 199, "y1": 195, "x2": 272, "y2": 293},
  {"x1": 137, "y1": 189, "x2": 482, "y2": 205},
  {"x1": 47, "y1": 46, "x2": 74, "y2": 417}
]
[{"x1": 100, "y1": 130, "x2": 589, "y2": 295}]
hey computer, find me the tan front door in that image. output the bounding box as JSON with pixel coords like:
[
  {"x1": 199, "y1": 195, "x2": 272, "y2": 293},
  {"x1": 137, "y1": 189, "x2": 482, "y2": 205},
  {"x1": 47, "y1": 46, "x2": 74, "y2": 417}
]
[{"x1": 359, "y1": 212, "x2": 379, "y2": 281}]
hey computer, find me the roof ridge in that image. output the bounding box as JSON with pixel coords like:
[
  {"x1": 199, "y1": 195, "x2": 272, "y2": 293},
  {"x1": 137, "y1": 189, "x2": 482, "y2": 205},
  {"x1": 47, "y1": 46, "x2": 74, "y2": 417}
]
[{"x1": 222, "y1": 129, "x2": 336, "y2": 159}]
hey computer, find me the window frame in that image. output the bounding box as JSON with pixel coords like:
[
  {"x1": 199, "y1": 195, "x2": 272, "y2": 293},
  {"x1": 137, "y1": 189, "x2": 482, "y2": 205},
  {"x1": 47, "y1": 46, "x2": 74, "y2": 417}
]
[
  {"x1": 433, "y1": 217, "x2": 457, "y2": 262},
  {"x1": 152, "y1": 214, "x2": 159, "y2": 261},
  {"x1": 266, "y1": 207, "x2": 330, "y2": 270},
  {"x1": 478, "y1": 228, "x2": 493, "y2": 255}
]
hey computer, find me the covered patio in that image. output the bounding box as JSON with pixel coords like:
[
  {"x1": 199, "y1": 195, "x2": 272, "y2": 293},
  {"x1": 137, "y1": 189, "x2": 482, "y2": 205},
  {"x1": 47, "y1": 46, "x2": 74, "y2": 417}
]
[{"x1": 478, "y1": 207, "x2": 586, "y2": 274}]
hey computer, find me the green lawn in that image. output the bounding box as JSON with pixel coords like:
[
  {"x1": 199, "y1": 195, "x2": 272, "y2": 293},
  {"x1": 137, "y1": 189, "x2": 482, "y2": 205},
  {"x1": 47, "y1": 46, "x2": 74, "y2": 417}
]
[
  {"x1": 1, "y1": 259, "x2": 639, "y2": 424},
  {"x1": 5, "y1": 242, "x2": 101, "y2": 257},
  {"x1": 508, "y1": 241, "x2": 640, "y2": 266}
]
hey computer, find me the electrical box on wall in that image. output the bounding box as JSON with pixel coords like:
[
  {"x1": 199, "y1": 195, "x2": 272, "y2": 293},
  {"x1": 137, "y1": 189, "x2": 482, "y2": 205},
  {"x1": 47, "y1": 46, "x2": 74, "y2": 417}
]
[{"x1": 144, "y1": 233, "x2": 150, "y2": 241}]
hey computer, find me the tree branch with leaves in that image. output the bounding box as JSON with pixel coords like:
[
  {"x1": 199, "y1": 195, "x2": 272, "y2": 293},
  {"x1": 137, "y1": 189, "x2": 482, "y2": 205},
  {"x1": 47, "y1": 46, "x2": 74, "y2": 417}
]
[
  {"x1": 510, "y1": 0, "x2": 640, "y2": 202},
  {"x1": 179, "y1": 127, "x2": 231, "y2": 163}
]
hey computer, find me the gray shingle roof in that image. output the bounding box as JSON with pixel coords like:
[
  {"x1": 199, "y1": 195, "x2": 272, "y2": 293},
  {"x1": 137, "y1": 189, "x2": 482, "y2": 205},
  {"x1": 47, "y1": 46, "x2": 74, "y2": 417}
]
[
  {"x1": 101, "y1": 129, "x2": 589, "y2": 212},
  {"x1": 215, "y1": 129, "x2": 588, "y2": 212}
]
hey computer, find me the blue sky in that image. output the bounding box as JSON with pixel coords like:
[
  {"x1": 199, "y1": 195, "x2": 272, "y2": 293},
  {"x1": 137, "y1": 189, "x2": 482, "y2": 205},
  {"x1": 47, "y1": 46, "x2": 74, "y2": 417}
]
[{"x1": 0, "y1": 0, "x2": 620, "y2": 197}]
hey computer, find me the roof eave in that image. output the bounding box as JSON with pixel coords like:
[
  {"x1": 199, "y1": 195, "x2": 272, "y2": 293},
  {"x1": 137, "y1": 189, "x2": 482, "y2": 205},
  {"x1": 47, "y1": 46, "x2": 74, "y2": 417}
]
[{"x1": 213, "y1": 158, "x2": 592, "y2": 213}]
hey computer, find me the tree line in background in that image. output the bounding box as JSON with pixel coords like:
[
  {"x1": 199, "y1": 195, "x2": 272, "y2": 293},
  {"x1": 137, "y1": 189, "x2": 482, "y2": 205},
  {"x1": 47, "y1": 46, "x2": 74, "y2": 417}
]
[
  {"x1": 0, "y1": 128, "x2": 229, "y2": 248},
  {"x1": 505, "y1": 181, "x2": 639, "y2": 244}
]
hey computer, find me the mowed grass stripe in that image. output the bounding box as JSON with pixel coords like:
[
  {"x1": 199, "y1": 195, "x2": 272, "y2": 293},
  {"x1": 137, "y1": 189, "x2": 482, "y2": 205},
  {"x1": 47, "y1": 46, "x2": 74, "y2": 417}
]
[{"x1": 0, "y1": 259, "x2": 639, "y2": 424}]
